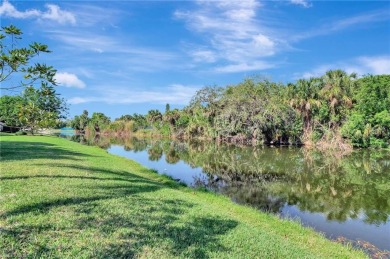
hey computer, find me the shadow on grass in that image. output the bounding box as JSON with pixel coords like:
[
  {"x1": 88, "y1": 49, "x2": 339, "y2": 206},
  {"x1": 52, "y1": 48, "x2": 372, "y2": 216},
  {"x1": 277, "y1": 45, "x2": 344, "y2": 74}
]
[
  {"x1": 1, "y1": 139, "x2": 239, "y2": 257},
  {"x1": 1, "y1": 164, "x2": 239, "y2": 258},
  {"x1": 0, "y1": 141, "x2": 95, "y2": 162},
  {"x1": 73, "y1": 197, "x2": 237, "y2": 258},
  {"x1": 97, "y1": 214, "x2": 238, "y2": 258},
  {"x1": 31, "y1": 164, "x2": 185, "y2": 188},
  {"x1": 1, "y1": 170, "x2": 158, "y2": 187},
  {"x1": 0, "y1": 162, "x2": 165, "y2": 218},
  {"x1": 1, "y1": 182, "x2": 161, "y2": 218},
  {"x1": 2, "y1": 196, "x2": 238, "y2": 258},
  {"x1": 0, "y1": 174, "x2": 144, "y2": 183},
  {"x1": 40, "y1": 164, "x2": 160, "y2": 182}
]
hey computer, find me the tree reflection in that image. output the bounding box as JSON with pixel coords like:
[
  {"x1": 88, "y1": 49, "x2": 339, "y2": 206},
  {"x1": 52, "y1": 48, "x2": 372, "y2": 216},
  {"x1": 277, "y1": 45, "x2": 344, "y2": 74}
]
[{"x1": 147, "y1": 143, "x2": 163, "y2": 161}]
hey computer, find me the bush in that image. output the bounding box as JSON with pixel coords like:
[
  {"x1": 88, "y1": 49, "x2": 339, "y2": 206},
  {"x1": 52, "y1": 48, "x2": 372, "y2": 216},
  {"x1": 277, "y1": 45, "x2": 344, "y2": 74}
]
[
  {"x1": 108, "y1": 120, "x2": 126, "y2": 132},
  {"x1": 369, "y1": 137, "x2": 388, "y2": 148},
  {"x1": 341, "y1": 113, "x2": 366, "y2": 147},
  {"x1": 160, "y1": 123, "x2": 171, "y2": 136}
]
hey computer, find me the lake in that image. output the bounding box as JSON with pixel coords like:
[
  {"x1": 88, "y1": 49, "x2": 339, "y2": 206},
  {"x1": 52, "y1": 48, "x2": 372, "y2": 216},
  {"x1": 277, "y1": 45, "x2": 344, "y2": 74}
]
[{"x1": 69, "y1": 134, "x2": 390, "y2": 253}]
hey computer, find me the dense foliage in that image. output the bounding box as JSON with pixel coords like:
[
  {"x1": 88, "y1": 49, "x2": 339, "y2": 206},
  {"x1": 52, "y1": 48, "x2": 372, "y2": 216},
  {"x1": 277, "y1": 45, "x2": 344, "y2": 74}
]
[
  {"x1": 73, "y1": 71, "x2": 389, "y2": 148},
  {"x1": 341, "y1": 75, "x2": 390, "y2": 147}
]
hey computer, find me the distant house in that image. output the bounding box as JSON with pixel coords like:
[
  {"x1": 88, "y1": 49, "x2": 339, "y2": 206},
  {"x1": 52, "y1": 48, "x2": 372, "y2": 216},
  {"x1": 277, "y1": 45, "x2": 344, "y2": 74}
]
[{"x1": 0, "y1": 122, "x2": 20, "y2": 133}]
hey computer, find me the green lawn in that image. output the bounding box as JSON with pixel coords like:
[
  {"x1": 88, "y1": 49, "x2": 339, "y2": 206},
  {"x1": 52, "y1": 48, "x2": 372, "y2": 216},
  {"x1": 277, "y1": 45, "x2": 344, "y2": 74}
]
[{"x1": 0, "y1": 135, "x2": 366, "y2": 258}]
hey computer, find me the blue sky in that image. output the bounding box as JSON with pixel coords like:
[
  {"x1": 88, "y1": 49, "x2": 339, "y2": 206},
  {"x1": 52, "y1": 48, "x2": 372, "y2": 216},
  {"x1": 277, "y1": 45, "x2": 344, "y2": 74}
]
[{"x1": 1, "y1": 0, "x2": 389, "y2": 119}]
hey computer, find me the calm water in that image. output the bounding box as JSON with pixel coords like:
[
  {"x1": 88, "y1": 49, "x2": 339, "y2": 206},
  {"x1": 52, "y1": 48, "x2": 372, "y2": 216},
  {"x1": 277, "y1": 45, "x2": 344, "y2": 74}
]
[{"x1": 69, "y1": 135, "x2": 390, "y2": 252}]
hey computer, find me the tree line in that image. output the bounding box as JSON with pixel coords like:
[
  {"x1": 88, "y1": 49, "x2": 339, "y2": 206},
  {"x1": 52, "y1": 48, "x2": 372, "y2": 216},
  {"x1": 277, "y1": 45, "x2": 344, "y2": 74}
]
[
  {"x1": 0, "y1": 25, "x2": 388, "y2": 148},
  {"x1": 70, "y1": 71, "x2": 389, "y2": 149}
]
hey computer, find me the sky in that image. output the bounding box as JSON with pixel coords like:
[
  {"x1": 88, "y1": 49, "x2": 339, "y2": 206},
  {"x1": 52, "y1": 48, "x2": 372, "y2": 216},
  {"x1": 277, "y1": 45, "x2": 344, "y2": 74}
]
[{"x1": 1, "y1": 0, "x2": 390, "y2": 119}]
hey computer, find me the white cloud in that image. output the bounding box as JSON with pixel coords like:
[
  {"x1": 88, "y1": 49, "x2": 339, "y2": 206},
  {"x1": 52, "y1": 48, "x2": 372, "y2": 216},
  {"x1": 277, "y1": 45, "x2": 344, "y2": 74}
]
[
  {"x1": 300, "y1": 65, "x2": 332, "y2": 79},
  {"x1": 40, "y1": 4, "x2": 76, "y2": 25},
  {"x1": 64, "y1": 3, "x2": 123, "y2": 27},
  {"x1": 294, "y1": 9, "x2": 389, "y2": 41},
  {"x1": 50, "y1": 31, "x2": 115, "y2": 52},
  {"x1": 191, "y1": 50, "x2": 217, "y2": 63},
  {"x1": 47, "y1": 30, "x2": 180, "y2": 72},
  {"x1": 0, "y1": 0, "x2": 40, "y2": 18},
  {"x1": 358, "y1": 56, "x2": 390, "y2": 75},
  {"x1": 55, "y1": 72, "x2": 86, "y2": 89},
  {"x1": 0, "y1": 1, "x2": 76, "y2": 25},
  {"x1": 67, "y1": 97, "x2": 86, "y2": 105},
  {"x1": 215, "y1": 61, "x2": 275, "y2": 73},
  {"x1": 68, "y1": 84, "x2": 200, "y2": 105},
  {"x1": 175, "y1": 0, "x2": 279, "y2": 72},
  {"x1": 299, "y1": 55, "x2": 390, "y2": 79},
  {"x1": 253, "y1": 34, "x2": 275, "y2": 48},
  {"x1": 290, "y1": 0, "x2": 311, "y2": 8}
]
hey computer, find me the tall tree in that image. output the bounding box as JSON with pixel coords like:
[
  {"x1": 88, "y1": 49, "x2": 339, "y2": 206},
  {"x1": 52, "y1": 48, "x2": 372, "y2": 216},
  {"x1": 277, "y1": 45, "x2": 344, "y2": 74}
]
[
  {"x1": 320, "y1": 70, "x2": 356, "y2": 128},
  {"x1": 288, "y1": 78, "x2": 321, "y2": 139},
  {"x1": 0, "y1": 25, "x2": 66, "y2": 133},
  {"x1": 78, "y1": 110, "x2": 90, "y2": 133},
  {"x1": 165, "y1": 103, "x2": 170, "y2": 113}
]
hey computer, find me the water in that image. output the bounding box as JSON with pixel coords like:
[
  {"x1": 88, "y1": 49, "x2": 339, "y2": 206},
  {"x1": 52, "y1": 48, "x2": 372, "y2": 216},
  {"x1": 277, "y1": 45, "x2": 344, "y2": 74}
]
[
  {"x1": 70, "y1": 135, "x2": 390, "y2": 252},
  {"x1": 58, "y1": 128, "x2": 75, "y2": 137}
]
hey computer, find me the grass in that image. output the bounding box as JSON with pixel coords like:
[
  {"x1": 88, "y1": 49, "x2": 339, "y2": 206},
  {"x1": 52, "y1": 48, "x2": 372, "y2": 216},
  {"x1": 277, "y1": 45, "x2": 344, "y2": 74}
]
[
  {"x1": 0, "y1": 132, "x2": 14, "y2": 136},
  {"x1": 0, "y1": 135, "x2": 366, "y2": 258}
]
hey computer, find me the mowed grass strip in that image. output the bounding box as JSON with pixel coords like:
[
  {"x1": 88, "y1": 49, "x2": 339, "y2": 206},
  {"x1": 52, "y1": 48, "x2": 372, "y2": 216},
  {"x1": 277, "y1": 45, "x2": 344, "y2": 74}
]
[{"x1": 0, "y1": 136, "x2": 366, "y2": 258}]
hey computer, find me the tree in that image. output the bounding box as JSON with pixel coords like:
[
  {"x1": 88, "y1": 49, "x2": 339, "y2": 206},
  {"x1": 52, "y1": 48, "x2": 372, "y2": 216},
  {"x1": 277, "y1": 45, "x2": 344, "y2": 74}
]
[
  {"x1": 214, "y1": 79, "x2": 298, "y2": 144},
  {"x1": 342, "y1": 75, "x2": 390, "y2": 147},
  {"x1": 17, "y1": 86, "x2": 66, "y2": 133},
  {"x1": 22, "y1": 85, "x2": 66, "y2": 117},
  {"x1": 163, "y1": 109, "x2": 181, "y2": 129},
  {"x1": 70, "y1": 116, "x2": 81, "y2": 131},
  {"x1": 0, "y1": 85, "x2": 66, "y2": 134},
  {"x1": 90, "y1": 112, "x2": 110, "y2": 132},
  {"x1": 1, "y1": 25, "x2": 56, "y2": 90},
  {"x1": 0, "y1": 95, "x2": 24, "y2": 126},
  {"x1": 288, "y1": 78, "x2": 321, "y2": 139},
  {"x1": 0, "y1": 25, "x2": 66, "y2": 134},
  {"x1": 320, "y1": 70, "x2": 356, "y2": 128},
  {"x1": 78, "y1": 110, "x2": 90, "y2": 133},
  {"x1": 165, "y1": 103, "x2": 170, "y2": 113},
  {"x1": 188, "y1": 85, "x2": 223, "y2": 117},
  {"x1": 146, "y1": 109, "x2": 162, "y2": 129},
  {"x1": 186, "y1": 86, "x2": 223, "y2": 138},
  {"x1": 18, "y1": 102, "x2": 57, "y2": 134},
  {"x1": 131, "y1": 113, "x2": 147, "y2": 131}
]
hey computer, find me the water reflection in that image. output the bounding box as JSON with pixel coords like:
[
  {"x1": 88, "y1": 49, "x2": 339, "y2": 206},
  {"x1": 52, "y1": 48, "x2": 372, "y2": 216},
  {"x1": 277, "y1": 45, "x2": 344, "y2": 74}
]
[{"x1": 69, "y1": 135, "x2": 390, "y2": 251}]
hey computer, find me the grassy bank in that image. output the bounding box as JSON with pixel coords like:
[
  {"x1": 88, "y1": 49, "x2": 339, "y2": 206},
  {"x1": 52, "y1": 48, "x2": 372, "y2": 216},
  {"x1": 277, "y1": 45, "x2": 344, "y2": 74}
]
[{"x1": 0, "y1": 135, "x2": 366, "y2": 258}]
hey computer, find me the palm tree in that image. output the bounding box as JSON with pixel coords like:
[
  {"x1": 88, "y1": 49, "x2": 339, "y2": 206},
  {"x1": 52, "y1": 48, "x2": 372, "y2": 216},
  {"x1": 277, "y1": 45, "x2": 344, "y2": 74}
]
[
  {"x1": 163, "y1": 109, "x2": 181, "y2": 129},
  {"x1": 289, "y1": 78, "x2": 322, "y2": 138},
  {"x1": 146, "y1": 109, "x2": 162, "y2": 128},
  {"x1": 320, "y1": 70, "x2": 356, "y2": 128}
]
